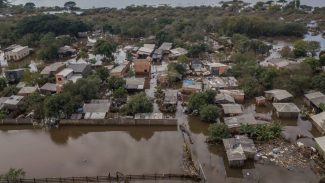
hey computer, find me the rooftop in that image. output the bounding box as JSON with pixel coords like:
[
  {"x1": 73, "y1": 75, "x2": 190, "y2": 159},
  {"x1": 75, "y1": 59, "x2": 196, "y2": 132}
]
[
  {"x1": 224, "y1": 113, "x2": 268, "y2": 129},
  {"x1": 205, "y1": 77, "x2": 238, "y2": 89},
  {"x1": 311, "y1": 112, "x2": 325, "y2": 132},
  {"x1": 40, "y1": 83, "x2": 57, "y2": 92},
  {"x1": 305, "y1": 92, "x2": 325, "y2": 108},
  {"x1": 111, "y1": 62, "x2": 130, "y2": 74},
  {"x1": 41, "y1": 62, "x2": 65, "y2": 75},
  {"x1": 158, "y1": 42, "x2": 173, "y2": 51},
  {"x1": 125, "y1": 77, "x2": 145, "y2": 90},
  {"x1": 164, "y1": 90, "x2": 178, "y2": 104},
  {"x1": 67, "y1": 63, "x2": 90, "y2": 73},
  {"x1": 57, "y1": 68, "x2": 73, "y2": 77},
  {"x1": 215, "y1": 93, "x2": 235, "y2": 104},
  {"x1": 18, "y1": 86, "x2": 38, "y2": 95},
  {"x1": 272, "y1": 103, "x2": 301, "y2": 113},
  {"x1": 4, "y1": 95, "x2": 24, "y2": 106},
  {"x1": 221, "y1": 104, "x2": 243, "y2": 115},
  {"x1": 182, "y1": 80, "x2": 202, "y2": 91},
  {"x1": 265, "y1": 89, "x2": 293, "y2": 101},
  {"x1": 170, "y1": 47, "x2": 188, "y2": 57},
  {"x1": 83, "y1": 101, "x2": 110, "y2": 113}
]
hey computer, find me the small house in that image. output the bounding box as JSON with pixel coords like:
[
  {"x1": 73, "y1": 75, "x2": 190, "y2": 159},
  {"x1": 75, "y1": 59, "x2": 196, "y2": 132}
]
[
  {"x1": 315, "y1": 136, "x2": 325, "y2": 159},
  {"x1": 83, "y1": 99, "x2": 110, "y2": 119},
  {"x1": 221, "y1": 104, "x2": 243, "y2": 116},
  {"x1": 181, "y1": 80, "x2": 202, "y2": 95},
  {"x1": 224, "y1": 113, "x2": 268, "y2": 133},
  {"x1": 40, "y1": 83, "x2": 57, "y2": 94},
  {"x1": 58, "y1": 45, "x2": 77, "y2": 58},
  {"x1": 265, "y1": 89, "x2": 293, "y2": 102},
  {"x1": 219, "y1": 90, "x2": 245, "y2": 103},
  {"x1": 110, "y1": 62, "x2": 131, "y2": 77},
  {"x1": 4, "y1": 44, "x2": 30, "y2": 61},
  {"x1": 3, "y1": 95, "x2": 24, "y2": 110},
  {"x1": 223, "y1": 136, "x2": 257, "y2": 167},
  {"x1": 125, "y1": 78, "x2": 145, "y2": 91},
  {"x1": 137, "y1": 44, "x2": 155, "y2": 58},
  {"x1": 161, "y1": 90, "x2": 178, "y2": 113},
  {"x1": 215, "y1": 93, "x2": 235, "y2": 104},
  {"x1": 310, "y1": 112, "x2": 325, "y2": 133},
  {"x1": 158, "y1": 42, "x2": 173, "y2": 54},
  {"x1": 4, "y1": 69, "x2": 24, "y2": 83},
  {"x1": 304, "y1": 92, "x2": 325, "y2": 113},
  {"x1": 40, "y1": 62, "x2": 66, "y2": 76},
  {"x1": 191, "y1": 59, "x2": 205, "y2": 74},
  {"x1": 206, "y1": 63, "x2": 229, "y2": 75},
  {"x1": 67, "y1": 63, "x2": 91, "y2": 76},
  {"x1": 152, "y1": 49, "x2": 163, "y2": 62},
  {"x1": 272, "y1": 103, "x2": 300, "y2": 118},
  {"x1": 55, "y1": 68, "x2": 74, "y2": 93},
  {"x1": 17, "y1": 86, "x2": 38, "y2": 96},
  {"x1": 169, "y1": 48, "x2": 188, "y2": 59},
  {"x1": 133, "y1": 59, "x2": 151, "y2": 76},
  {"x1": 255, "y1": 96, "x2": 266, "y2": 106},
  {"x1": 261, "y1": 58, "x2": 300, "y2": 70}
]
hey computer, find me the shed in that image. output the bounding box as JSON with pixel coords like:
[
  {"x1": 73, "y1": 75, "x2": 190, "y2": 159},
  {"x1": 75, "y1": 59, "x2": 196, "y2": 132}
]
[
  {"x1": 169, "y1": 48, "x2": 188, "y2": 59},
  {"x1": 304, "y1": 92, "x2": 325, "y2": 113},
  {"x1": 265, "y1": 89, "x2": 293, "y2": 102},
  {"x1": 255, "y1": 96, "x2": 266, "y2": 106},
  {"x1": 17, "y1": 86, "x2": 38, "y2": 96},
  {"x1": 206, "y1": 62, "x2": 229, "y2": 75},
  {"x1": 125, "y1": 78, "x2": 145, "y2": 90},
  {"x1": 40, "y1": 62, "x2": 66, "y2": 76},
  {"x1": 83, "y1": 100, "x2": 110, "y2": 119},
  {"x1": 204, "y1": 77, "x2": 238, "y2": 90},
  {"x1": 181, "y1": 80, "x2": 202, "y2": 95},
  {"x1": 40, "y1": 83, "x2": 57, "y2": 94},
  {"x1": 158, "y1": 42, "x2": 173, "y2": 53},
  {"x1": 221, "y1": 104, "x2": 243, "y2": 116},
  {"x1": 3, "y1": 95, "x2": 24, "y2": 110},
  {"x1": 110, "y1": 62, "x2": 130, "y2": 77},
  {"x1": 161, "y1": 90, "x2": 178, "y2": 112},
  {"x1": 67, "y1": 63, "x2": 91, "y2": 76},
  {"x1": 310, "y1": 112, "x2": 325, "y2": 133},
  {"x1": 272, "y1": 103, "x2": 300, "y2": 118},
  {"x1": 215, "y1": 93, "x2": 235, "y2": 104},
  {"x1": 219, "y1": 90, "x2": 245, "y2": 103}
]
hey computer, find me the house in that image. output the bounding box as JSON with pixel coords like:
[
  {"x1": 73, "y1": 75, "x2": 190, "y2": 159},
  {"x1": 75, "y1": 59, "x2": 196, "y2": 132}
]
[
  {"x1": 125, "y1": 78, "x2": 145, "y2": 91},
  {"x1": 310, "y1": 112, "x2": 325, "y2": 133},
  {"x1": 137, "y1": 44, "x2": 155, "y2": 58},
  {"x1": 133, "y1": 59, "x2": 151, "y2": 76},
  {"x1": 221, "y1": 104, "x2": 243, "y2": 116},
  {"x1": 4, "y1": 69, "x2": 24, "y2": 83},
  {"x1": 16, "y1": 82, "x2": 26, "y2": 89},
  {"x1": 223, "y1": 136, "x2": 257, "y2": 167},
  {"x1": 58, "y1": 45, "x2": 77, "y2": 58},
  {"x1": 67, "y1": 63, "x2": 91, "y2": 76},
  {"x1": 181, "y1": 80, "x2": 202, "y2": 94},
  {"x1": 262, "y1": 58, "x2": 299, "y2": 70},
  {"x1": 40, "y1": 62, "x2": 66, "y2": 76},
  {"x1": 169, "y1": 48, "x2": 188, "y2": 59},
  {"x1": 4, "y1": 45, "x2": 30, "y2": 61},
  {"x1": 0, "y1": 97, "x2": 9, "y2": 110},
  {"x1": 152, "y1": 49, "x2": 163, "y2": 62},
  {"x1": 272, "y1": 103, "x2": 300, "y2": 118},
  {"x1": 40, "y1": 83, "x2": 57, "y2": 94},
  {"x1": 17, "y1": 86, "x2": 38, "y2": 96},
  {"x1": 220, "y1": 90, "x2": 245, "y2": 103},
  {"x1": 55, "y1": 68, "x2": 74, "y2": 93},
  {"x1": 110, "y1": 62, "x2": 131, "y2": 77},
  {"x1": 224, "y1": 113, "x2": 268, "y2": 133},
  {"x1": 161, "y1": 90, "x2": 178, "y2": 112},
  {"x1": 315, "y1": 136, "x2": 325, "y2": 159},
  {"x1": 304, "y1": 92, "x2": 325, "y2": 113},
  {"x1": 265, "y1": 89, "x2": 293, "y2": 102},
  {"x1": 255, "y1": 96, "x2": 266, "y2": 106},
  {"x1": 191, "y1": 59, "x2": 205, "y2": 74},
  {"x1": 158, "y1": 42, "x2": 173, "y2": 54},
  {"x1": 83, "y1": 99, "x2": 110, "y2": 119},
  {"x1": 3, "y1": 95, "x2": 24, "y2": 110},
  {"x1": 206, "y1": 63, "x2": 229, "y2": 75},
  {"x1": 215, "y1": 93, "x2": 235, "y2": 104},
  {"x1": 204, "y1": 77, "x2": 238, "y2": 90}
]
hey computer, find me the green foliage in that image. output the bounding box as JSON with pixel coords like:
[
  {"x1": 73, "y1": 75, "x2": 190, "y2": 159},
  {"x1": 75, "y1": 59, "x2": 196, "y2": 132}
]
[
  {"x1": 188, "y1": 43, "x2": 208, "y2": 57},
  {"x1": 24, "y1": 93, "x2": 45, "y2": 119},
  {"x1": 293, "y1": 40, "x2": 320, "y2": 58},
  {"x1": 112, "y1": 87, "x2": 127, "y2": 99},
  {"x1": 208, "y1": 123, "x2": 231, "y2": 143},
  {"x1": 312, "y1": 72, "x2": 325, "y2": 93},
  {"x1": 96, "y1": 67, "x2": 110, "y2": 82},
  {"x1": 107, "y1": 76, "x2": 126, "y2": 91},
  {"x1": 0, "y1": 168, "x2": 25, "y2": 182},
  {"x1": 63, "y1": 77, "x2": 101, "y2": 101},
  {"x1": 37, "y1": 33, "x2": 60, "y2": 61},
  {"x1": 154, "y1": 86, "x2": 164, "y2": 99},
  {"x1": 24, "y1": 2, "x2": 35, "y2": 9},
  {"x1": 167, "y1": 63, "x2": 186, "y2": 82},
  {"x1": 188, "y1": 90, "x2": 217, "y2": 111},
  {"x1": 177, "y1": 55, "x2": 190, "y2": 64},
  {"x1": 64, "y1": 1, "x2": 77, "y2": 9},
  {"x1": 280, "y1": 46, "x2": 294, "y2": 58},
  {"x1": 94, "y1": 39, "x2": 117, "y2": 58},
  {"x1": 303, "y1": 57, "x2": 320, "y2": 73},
  {"x1": 200, "y1": 105, "x2": 221, "y2": 122},
  {"x1": 0, "y1": 78, "x2": 7, "y2": 92},
  {"x1": 79, "y1": 48, "x2": 88, "y2": 59},
  {"x1": 239, "y1": 76, "x2": 262, "y2": 98},
  {"x1": 44, "y1": 92, "x2": 79, "y2": 118},
  {"x1": 156, "y1": 31, "x2": 174, "y2": 45},
  {"x1": 320, "y1": 103, "x2": 325, "y2": 111},
  {"x1": 240, "y1": 122, "x2": 283, "y2": 141},
  {"x1": 125, "y1": 92, "x2": 153, "y2": 115},
  {"x1": 21, "y1": 70, "x2": 42, "y2": 85},
  {"x1": 1, "y1": 85, "x2": 18, "y2": 97},
  {"x1": 0, "y1": 110, "x2": 7, "y2": 119}
]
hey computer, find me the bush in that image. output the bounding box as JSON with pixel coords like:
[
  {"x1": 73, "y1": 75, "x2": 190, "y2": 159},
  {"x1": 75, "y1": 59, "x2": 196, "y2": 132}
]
[
  {"x1": 188, "y1": 90, "x2": 217, "y2": 112},
  {"x1": 239, "y1": 122, "x2": 283, "y2": 141},
  {"x1": 208, "y1": 123, "x2": 231, "y2": 143},
  {"x1": 125, "y1": 92, "x2": 153, "y2": 115},
  {"x1": 200, "y1": 105, "x2": 221, "y2": 122}
]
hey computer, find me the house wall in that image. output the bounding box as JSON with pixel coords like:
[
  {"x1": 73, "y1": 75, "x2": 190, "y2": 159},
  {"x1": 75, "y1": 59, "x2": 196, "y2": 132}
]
[
  {"x1": 4, "y1": 48, "x2": 30, "y2": 61},
  {"x1": 276, "y1": 111, "x2": 299, "y2": 118}
]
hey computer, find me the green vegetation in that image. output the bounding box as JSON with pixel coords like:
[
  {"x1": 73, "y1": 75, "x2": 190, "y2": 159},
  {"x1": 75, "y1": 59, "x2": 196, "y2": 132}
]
[
  {"x1": 167, "y1": 63, "x2": 186, "y2": 82},
  {"x1": 93, "y1": 39, "x2": 117, "y2": 59},
  {"x1": 0, "y1": 168, "x2": 25, "y2": 182},
  {"x1": 312, "y1": 72, "x2": 325, "y2": 93},
  {"x1": 200, "y1": 105, "x2": 222, "y2": 123},
  {"x1": 293, "y1": 40, "x2": 320, "y2": 58},
  {"x1": 239, "y1": 122, "x2": 283, "y2": 141},
  {"x1": 107, "y1": 76, "x2": 126, "y2": 91},
  {"x1": 208, "y1": 123, "x2": 231, "y2": 143},
  {"x1": 188, "y1": 90, "x2": 217, "y2": 112},
  {"x1": 124, "y1": 92, "x2": 153, "y2": 115}
]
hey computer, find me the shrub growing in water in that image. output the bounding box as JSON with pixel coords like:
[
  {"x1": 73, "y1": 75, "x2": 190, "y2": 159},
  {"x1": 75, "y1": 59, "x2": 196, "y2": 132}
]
[{"x1": 208, "y1": 123, "x2": 231, "y2": 143}]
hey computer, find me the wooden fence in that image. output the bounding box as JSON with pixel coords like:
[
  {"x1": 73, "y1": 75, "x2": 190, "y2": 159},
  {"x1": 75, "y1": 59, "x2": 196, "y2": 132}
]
[{"x1": 0, "y1": 173, "x2": 201, "y2": 183}]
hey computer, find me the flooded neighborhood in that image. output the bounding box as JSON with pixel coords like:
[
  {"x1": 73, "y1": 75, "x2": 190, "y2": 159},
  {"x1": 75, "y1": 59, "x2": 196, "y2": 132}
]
[{"x1": 0, "y1": 0, "x2": 325, "y2": 182}]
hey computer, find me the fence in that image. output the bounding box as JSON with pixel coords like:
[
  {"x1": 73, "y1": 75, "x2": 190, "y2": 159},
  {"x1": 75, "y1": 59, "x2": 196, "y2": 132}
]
[
  {"x1": 0, "y1": 173, "x2": 201, "y2": 183},
  {"x1": 0, "y1": 118, "x2": 34, "y2": 125}
]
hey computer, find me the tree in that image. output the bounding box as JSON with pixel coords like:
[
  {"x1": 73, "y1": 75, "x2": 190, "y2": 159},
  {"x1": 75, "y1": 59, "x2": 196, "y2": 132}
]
[
  {"x1": 177, "y1": 55, "x2": 190, "y2": 64},
  {"x1": 200, "y1": 105, "x2": 221, "y2": 122},
  {"x1": 312, "y1": 72, "x2": 325, "y2": 93},
  {"x1": 307, "y1": 41, "x2": 321, "y2": 57},
  {"x1": 125, "y1": 92, "x2": 153, "y2": 115},
  {"x1": 293, "y1": 40, "x2": 308, "y2": 58},
  {"x1": 1, "y1": 86, "x2": 18, "y2": 97},
  {"x1": 303, "y1": 57, "x2": 320, "y2": 73},
  {"x1": 79, "y1": 48, "x2": 88, "y2": 59},
  {"x1": 107, "y1": 76, "x2": 126, "y2": 91},
  {"x1": 22, "y1": 70, "x2": 42, "y2": 85},
  {"x1": 96, "y1": 67, "x2": 109, "y2": 82},
  {"x1": 0, "y1": 168, "x2": 25, "y2": 182},
  {"x1": 188, "y1": 90, "x2": 217, "y2": 112},
  {"x1": 64, "y1": 1, "x2": 77, "y2": 10},
  {"x1": 94, "y1": 40, "x2": 117, "y2": 59},
  {"x1": 113, "y1": 87, "x2": 127, "y2": 99},
  {"x1": 320, "y1": 51, "x2": 325, "y2": 66},
  {"x1": 208, "y1": 123, "x2": 231, "y2": 143},
  {"x1": 44, "y1": 93, "x2": 78, "y2": 118},
  {"x1": 0, "y1": 78, "x2": 7, "y2": 92},
  {"x1": 37, "y1": 33, "x2": 59, "y2": 61},
  {"x1": 0, "y1": 0, "x2": 9, "y2": 8},
  {"x1": 24, "y1": 2, "x2": 35, "y2": 9},
  {"x1": 239, "y1": 76, "x2": 262, "y2": 98},
  {"x1": 24, "y1": 93, "x2": 45, "y2": 119},
  {"x1": 63, "y1": 77, "x2": 101, "y2": 101},
  {"x1": 280, "y1": 46, "x2": 293, "y2": 58}
]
